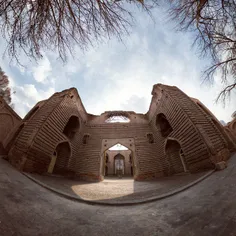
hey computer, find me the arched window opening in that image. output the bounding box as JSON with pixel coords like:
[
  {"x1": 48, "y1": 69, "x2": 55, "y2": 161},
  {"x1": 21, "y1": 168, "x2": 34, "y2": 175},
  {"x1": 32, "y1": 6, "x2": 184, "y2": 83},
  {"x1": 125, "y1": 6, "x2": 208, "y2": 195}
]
[
  {"x1": 82, "y1": 134, "x2": 90, "y2": 144},
  {"x1": 165, "y1": 140, "x2": 187, "y2": 175},
  {"x1": 63, "y1": 116, "x2": 80, "y2": 140},
  {"x1": 24, "y1": 106, "x2": 39, "y2": 121},
  {"x1": 147, "y1": 133, "x2": 154, "y2": 143},
  {"x1": 108, "y1": 143, "x2": 129, "y2": 151},
  {"x1": 105, "y1": 116, "x2": 130, "y2": 123},
  {"x1": 156, "y1": 113, "x2": 173, "y2": 137},
  {"x1": 105, "y1": 111, "x2": 130, "y2": 123},
  {"x1": 53, "y1": 142, "x2": 71, "y2": 174}
]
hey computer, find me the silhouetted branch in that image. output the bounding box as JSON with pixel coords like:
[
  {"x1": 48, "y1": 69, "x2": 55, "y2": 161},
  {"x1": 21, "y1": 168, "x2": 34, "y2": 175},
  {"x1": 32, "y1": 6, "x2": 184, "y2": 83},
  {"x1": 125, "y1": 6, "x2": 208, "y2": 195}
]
[
  {"x1": 0, "y1": 0, "x2": 158, "y2": 62},
  {"x1": 168, "y1": 0, "x2": 236, "y2": 103}
]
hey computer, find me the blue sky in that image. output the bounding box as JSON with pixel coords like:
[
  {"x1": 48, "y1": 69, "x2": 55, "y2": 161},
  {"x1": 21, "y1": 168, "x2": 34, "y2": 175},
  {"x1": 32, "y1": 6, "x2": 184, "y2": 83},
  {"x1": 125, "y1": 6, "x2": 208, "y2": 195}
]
[{"x1": 0, "y1": 5, "x2": 235, "y2": 123}]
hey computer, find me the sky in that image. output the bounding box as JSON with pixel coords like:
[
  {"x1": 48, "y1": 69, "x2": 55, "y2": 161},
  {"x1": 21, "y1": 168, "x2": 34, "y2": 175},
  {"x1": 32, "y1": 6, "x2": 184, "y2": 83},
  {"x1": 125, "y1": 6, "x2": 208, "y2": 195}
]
[
  {"x1": 109, "y1": 144, "x2": 129, "y2": 151},
  {"x1": 0, "y1": 5, "x2": 235, "y2": 123}
]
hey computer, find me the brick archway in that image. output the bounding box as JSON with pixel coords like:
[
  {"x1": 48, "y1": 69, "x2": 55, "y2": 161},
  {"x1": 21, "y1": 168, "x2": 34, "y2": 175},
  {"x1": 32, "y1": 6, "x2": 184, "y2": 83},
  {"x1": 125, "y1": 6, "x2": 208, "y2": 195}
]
[
  {"x1": 164, "y1": 139, "x2": 188, "y2": 175},
  {"x1": 99, "y1": 138, "x2": 137, "y2": 180},
  {"x1": 156, "y1": 113, "x2": 173, "y2": 137},
  {"x1": 63, "y1": 115, "x2": 80, "y2": 140},
  {"x1": 48, "y1": 141, "x2": 71, "y2": 174},
  {"x1": 114, "y1": 154, "x2": 125, "y2": 176}
]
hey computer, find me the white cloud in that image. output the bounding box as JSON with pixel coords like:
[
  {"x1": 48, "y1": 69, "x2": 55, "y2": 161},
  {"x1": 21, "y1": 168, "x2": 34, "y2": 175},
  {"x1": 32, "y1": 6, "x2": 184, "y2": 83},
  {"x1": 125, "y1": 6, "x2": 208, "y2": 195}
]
[
  {"x1": 11, "y1": 84, "x2": 55, "y2": 118},
  {"x1": 32, "y1": 56, "x2": 51, "y2": 83},
  {"x1": 0, "y1": 5, "x2": 235, "y2": 123}
]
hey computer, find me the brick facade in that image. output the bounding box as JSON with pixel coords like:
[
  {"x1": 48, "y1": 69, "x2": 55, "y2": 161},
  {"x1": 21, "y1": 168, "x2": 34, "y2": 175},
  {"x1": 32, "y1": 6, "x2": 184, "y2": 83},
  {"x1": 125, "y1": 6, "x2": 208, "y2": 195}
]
[
  {"x1": 105, "y1": 150, "x2": 133, "y2": 177},
  {"x1": 2, "y1": 84, "x2": 235, "y2": 181},
  {"x1": 0, "y1": 97, "x2": 21, "y2": 154},
  {"x1": 225, "y1": 116, "x2": 236, "y2": 144}
]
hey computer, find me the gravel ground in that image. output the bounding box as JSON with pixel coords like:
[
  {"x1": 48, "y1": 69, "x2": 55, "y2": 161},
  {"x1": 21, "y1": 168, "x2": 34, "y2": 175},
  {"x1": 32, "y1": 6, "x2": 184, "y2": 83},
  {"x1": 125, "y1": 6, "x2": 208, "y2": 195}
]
[
  {"x1": 1, "y1": 154, "x2": 236, "y2": 236},
  {"x1": 28, "y1": 171, "x2": 209, "y2": 202}
]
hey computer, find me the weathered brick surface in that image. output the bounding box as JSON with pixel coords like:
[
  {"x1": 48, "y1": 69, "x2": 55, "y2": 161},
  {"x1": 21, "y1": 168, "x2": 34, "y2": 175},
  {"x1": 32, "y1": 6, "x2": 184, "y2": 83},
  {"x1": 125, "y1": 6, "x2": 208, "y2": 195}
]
[
  {"x1": 105, "y1": 150, "x2": 133, "y2": 176},
  {"x1": 0, "y1": 97, "x2": 21, "y2": 154},
  {"x1": 2, "y1": 84, "x2": 234, "y2": 181},
  {"x1": 7, "y1": 88, "x2": 87, "y2": 173},
  {"x1": 225, "y1": 117, "x2": 236, "y2": 145}
]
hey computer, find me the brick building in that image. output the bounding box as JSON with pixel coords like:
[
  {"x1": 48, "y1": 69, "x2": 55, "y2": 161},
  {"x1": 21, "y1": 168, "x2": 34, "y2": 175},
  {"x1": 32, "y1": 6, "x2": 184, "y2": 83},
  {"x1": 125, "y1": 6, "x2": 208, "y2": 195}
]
[
  {"x1": 225, "y1": 112, "x2": 236, "y2": 144},
  {"x1": 105, "y1": 149, "x2": 133, "y2": 177},
  {"x1": 0, "y1": 97, "x2": 21, "y2": 155},
  {"x1": 1, "y1": 84, "x2": 235, "y2": 181}
]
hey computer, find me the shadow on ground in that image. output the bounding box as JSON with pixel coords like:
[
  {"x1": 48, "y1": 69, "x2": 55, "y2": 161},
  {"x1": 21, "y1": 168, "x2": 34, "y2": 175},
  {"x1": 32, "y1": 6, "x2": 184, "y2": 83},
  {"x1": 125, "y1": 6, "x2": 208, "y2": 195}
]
[
  {"x1": 0, "y1": 153, "x2": 236, "y2": 236},
  {"x1": 28, "y1": 170, "x2": 211, "y2": 203}
]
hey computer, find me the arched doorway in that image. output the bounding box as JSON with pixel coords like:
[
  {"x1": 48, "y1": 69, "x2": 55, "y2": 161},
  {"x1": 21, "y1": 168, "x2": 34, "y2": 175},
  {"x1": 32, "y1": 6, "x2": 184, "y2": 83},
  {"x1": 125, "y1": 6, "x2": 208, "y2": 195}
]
[
  {"x1": 100, "y1": 140, "x2": 136, "y2": 180},
  {"x1": 48, "y1": 142, "x2": 71, "y2": 174},
  {"x1": 114, "y1": 154, "x2": 125, "y2": 177},
  {"x1": 104, "y1": 148, "x2": 134, "y2": 178},
  {"x1": 165, "y1": 139, "x2": 187, "y2": 175}
]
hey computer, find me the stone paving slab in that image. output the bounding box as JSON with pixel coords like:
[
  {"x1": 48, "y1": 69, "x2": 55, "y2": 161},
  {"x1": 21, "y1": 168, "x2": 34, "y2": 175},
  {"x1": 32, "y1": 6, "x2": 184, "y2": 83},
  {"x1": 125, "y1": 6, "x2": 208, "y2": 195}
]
[{"x1": 25, "y1": 169, "x2": 214, "y2": 205}]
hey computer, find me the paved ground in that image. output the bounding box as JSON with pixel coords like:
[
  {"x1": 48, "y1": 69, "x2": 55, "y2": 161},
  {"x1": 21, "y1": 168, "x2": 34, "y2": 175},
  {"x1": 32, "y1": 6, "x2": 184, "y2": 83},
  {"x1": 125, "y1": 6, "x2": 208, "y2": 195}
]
[
  {"x1": 1, "y1": 154, "x2": 236, "y2": 236},
  {"x1": 28, "y1": 171, "x2": 209, "y2": 203}
]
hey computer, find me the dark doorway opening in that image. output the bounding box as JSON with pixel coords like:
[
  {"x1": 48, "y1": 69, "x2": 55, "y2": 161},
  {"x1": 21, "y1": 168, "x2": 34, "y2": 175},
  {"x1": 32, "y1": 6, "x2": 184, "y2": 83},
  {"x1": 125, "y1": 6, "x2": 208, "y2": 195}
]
[
  {"x1": 53, "y1": 142, "x2": 71, "y2": 174},
  {"x1": 63, "y1": 116, "x2": 80, "y2": 140},
  {"x1": 156, "y1": 113, "x2": 173, "y2": 137},
  {"x1": 165, "y1": 139, "x2": 187, "y2": 175},
  {"x1": 103, "y1": 143, "x2": 134, "y2": 179}
]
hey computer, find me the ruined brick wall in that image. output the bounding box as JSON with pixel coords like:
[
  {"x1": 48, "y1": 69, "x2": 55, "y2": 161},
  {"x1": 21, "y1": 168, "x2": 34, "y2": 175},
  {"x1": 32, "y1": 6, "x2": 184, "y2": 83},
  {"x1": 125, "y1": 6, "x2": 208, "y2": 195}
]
[
  {"x1": 0, "y1": 97, "x2": 21, "y2": 154},
  {"x1": 7, "y1": 88, "x2": 87, "y2": 172},
  {"x1": 6, "y1": 84, "x2": 232, "y2": 181},
  {"x1": 147, "y1": 84, "x2": 229, "y2": 175},
  {"x1": 72, "y1": 112, "x2": 161, "y2": 181}
]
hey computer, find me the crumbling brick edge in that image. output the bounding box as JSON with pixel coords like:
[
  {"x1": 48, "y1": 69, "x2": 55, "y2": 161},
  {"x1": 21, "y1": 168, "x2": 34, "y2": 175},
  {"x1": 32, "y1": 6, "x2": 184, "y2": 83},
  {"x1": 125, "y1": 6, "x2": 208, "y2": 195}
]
[{"x1": 23, "y1": 169, "x2": 216, "y2": 206}]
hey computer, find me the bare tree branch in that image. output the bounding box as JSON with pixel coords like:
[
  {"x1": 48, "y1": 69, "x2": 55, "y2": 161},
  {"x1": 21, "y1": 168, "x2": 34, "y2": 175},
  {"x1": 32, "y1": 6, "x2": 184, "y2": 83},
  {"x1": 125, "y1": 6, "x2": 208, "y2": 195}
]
[
  {"x1": 168, "y1": 0, "x2": 236, "y2": 103},
  {"x1": 0, "y1": 0, "x2": 158, "y2": 62}
]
